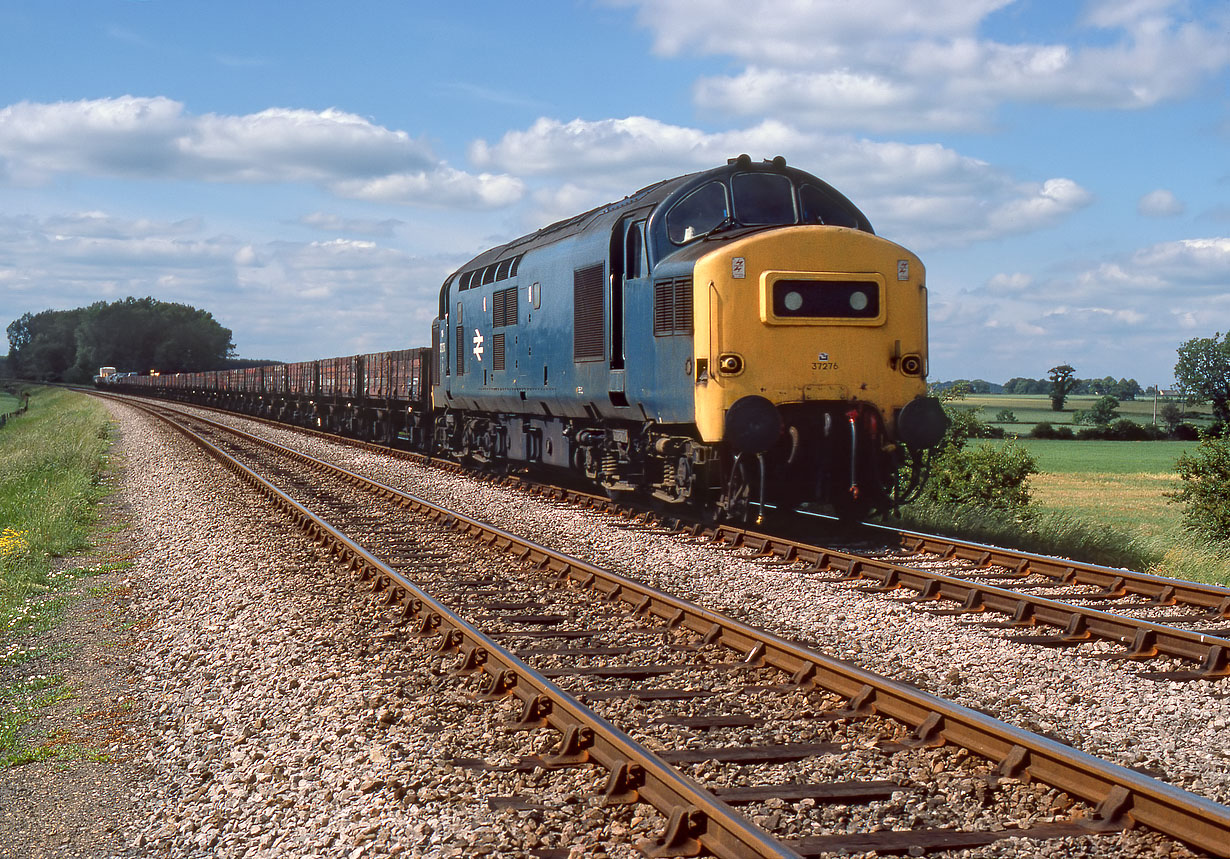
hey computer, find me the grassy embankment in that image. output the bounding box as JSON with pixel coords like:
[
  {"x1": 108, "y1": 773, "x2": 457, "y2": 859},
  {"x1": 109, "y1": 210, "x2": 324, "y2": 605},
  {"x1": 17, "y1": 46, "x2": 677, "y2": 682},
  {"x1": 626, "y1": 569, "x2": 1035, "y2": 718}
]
[
  {"x1": 0, "y1": 387, "x2": 119, "y2": 765},
  {"x1": 892, "y1": 409, "x2": 1229, "y2": 585}
]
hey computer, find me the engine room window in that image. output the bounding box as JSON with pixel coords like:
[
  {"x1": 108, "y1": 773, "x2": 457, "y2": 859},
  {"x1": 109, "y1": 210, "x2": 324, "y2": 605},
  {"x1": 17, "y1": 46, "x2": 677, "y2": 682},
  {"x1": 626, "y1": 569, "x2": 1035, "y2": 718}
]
[
  {"x1": 800, "y1": 184, "x2": 861, "y2": 229},
  {"x1": 732, "y1": 172, "x2": 795, "y2": 226},
  {"x1": 666, "y1": 181, "x2": 728, "y2": 245}
]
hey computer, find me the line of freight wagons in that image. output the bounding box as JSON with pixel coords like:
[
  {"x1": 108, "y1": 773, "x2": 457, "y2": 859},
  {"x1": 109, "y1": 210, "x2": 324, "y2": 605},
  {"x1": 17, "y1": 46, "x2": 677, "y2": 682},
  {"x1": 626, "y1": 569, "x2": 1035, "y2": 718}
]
[{"x1": 121, "y1": 347, "x2": 435, "y2": 446}]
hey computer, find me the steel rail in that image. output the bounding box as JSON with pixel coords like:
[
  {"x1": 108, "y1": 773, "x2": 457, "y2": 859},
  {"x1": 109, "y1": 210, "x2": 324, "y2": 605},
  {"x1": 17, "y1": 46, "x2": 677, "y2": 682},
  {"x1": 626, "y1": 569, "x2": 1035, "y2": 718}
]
[
  {"x1": 866, "y1": 521, "x2": 1230, "y2": 614},
  {"x1": 100, "y1": 391, "x2": 1230, "y2": 620},
  {"x1": 144, "y1": 402, "x2": 1230, "y2": 857}
]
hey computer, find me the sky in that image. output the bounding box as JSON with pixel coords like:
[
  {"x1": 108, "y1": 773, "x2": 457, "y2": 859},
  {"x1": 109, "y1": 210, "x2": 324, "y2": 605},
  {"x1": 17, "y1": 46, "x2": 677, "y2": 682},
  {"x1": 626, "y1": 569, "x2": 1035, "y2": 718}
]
[{"x1": 1, "y1": 0, "x2": 1228, "y2": 386}]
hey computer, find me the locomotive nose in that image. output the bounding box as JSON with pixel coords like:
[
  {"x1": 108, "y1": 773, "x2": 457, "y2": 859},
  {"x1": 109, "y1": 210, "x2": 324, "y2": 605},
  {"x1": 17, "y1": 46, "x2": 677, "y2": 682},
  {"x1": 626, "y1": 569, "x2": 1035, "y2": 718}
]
[{"x1": 725, "y1": 395, "x2": 784, "y2": 454}]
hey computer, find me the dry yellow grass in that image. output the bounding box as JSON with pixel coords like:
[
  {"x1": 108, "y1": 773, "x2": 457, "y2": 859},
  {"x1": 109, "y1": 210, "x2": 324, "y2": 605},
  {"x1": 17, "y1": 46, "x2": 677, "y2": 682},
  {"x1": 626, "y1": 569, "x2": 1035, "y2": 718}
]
[{"x1": 1029, "y1": 471, "x2": 1182, "y2": 538}]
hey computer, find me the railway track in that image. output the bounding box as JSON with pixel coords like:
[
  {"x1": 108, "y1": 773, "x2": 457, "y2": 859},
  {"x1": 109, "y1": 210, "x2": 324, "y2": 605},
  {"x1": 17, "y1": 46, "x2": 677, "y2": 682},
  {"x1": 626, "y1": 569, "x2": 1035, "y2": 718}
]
[
  {"x1": 115, "y1": 396, "x2": 1230, "y2": 857},
  {"x1": 135, "y1": 395, "x2": 1230, "y2": 681}
]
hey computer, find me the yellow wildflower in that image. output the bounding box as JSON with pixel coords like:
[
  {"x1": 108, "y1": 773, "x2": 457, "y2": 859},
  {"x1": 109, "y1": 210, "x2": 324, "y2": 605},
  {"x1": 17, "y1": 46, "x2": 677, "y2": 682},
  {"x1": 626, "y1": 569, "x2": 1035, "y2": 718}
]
[{"x1": 0, "y1": 528, "x2": 29, "y2": 557}]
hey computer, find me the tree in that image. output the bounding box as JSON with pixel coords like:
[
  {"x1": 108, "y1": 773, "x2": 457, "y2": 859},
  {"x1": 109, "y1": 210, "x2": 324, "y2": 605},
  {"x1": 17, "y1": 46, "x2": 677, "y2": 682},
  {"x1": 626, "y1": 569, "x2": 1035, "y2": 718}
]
[
  {"x1": 1174, "y1": 333, "x2": 1230, "y2": 425},
  {"x1": 1048, "y1": 364, "x2": 1078, "y2": 411},
  {"x1": 1116, "y1": 378, "x2": 1142, "y2": 400},
  {"x1": 923, "y1": 441, "x2": 1038, "y2": 510},
  {"x1": 1160, "y1": 402, "x2": 1185, "y2": 435},
  {"x1": 5, "y1": 309, "x2": 85, "y2": 381},
  {"x1": 1088, "y1": 395, "x2": 1120, "y2": 426},
  {"x1": 6, "y1": 297, "x2": 234, "y2": 382},
  {"x1": 1170, "y1": 438, "x2": 1230, "y2": 542},
  {"x1": 917, "y1": 382, "x2": 1037, "y2": 510}
]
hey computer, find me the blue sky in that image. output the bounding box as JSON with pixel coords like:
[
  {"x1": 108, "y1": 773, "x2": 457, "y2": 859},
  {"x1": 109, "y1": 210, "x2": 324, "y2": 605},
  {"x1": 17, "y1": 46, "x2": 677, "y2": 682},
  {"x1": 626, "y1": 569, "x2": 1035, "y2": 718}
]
[{"x1": 2, "y1": 0, "x2": 1228, "y2": 385}]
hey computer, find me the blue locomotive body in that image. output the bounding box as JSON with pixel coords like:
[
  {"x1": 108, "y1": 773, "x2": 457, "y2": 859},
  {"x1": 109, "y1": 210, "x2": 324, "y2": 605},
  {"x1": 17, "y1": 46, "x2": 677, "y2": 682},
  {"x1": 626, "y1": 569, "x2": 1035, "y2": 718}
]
[
  {"x1": 434, "y1": 177, "x2": 692, "y2": 422},
  {"x1": 432, "y1": 171, "x2": 699, "y2": 474}
]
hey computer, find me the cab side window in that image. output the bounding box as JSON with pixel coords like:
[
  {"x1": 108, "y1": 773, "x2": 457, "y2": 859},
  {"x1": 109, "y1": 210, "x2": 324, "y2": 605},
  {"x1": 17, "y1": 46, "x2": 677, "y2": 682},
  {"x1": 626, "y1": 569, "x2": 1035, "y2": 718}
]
[{"x1": 625, "y1": 220, "x2": 646, "y2": 278}]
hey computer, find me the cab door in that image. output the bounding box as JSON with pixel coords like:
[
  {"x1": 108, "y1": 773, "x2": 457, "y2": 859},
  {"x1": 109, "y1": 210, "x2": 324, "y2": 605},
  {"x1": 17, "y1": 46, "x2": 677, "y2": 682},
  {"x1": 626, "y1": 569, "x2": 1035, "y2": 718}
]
[{"x1": 608, "y1": 217, "x2": 647, "y2": 407}]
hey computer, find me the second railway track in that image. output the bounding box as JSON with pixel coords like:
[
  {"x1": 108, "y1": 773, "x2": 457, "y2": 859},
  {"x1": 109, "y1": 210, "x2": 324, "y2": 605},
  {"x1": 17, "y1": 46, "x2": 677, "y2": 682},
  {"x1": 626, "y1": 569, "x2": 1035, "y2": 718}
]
[{"x1": 118, "y1": 396, "x2": 1230, "y2": 857}]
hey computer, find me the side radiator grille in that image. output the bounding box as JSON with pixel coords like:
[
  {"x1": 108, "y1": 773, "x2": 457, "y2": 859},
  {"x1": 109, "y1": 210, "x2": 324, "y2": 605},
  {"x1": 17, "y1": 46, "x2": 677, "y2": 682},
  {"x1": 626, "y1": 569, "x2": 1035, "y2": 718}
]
[
  {"x1": 492, "y1": 332, "x2": 506, "y2": 371},
  {"x1": 653, "y1": 277, "x2": 693, "y2": 335},
  {"x1": 573, "y1": 263, "x2": 605, "y2": 361}
]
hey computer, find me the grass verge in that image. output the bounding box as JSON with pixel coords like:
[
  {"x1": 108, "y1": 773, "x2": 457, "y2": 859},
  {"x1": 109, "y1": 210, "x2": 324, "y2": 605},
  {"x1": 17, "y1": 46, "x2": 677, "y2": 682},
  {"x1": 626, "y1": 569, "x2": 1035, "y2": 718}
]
[
  {"x1": 889, "y1": 497, "x2": 1230, "y2": 587},
  {"x1": 1, "y1": 387, "x2": 113, "y2": 623},
  {"x1": 1, "y1": 387, "x2": 117, "y2": 766}
]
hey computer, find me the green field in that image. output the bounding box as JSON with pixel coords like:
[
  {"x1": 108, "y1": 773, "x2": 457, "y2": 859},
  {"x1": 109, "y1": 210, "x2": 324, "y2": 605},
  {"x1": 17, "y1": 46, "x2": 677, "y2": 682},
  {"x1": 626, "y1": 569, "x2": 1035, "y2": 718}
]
[
  {"x1": 943, "y1": 394, "x2": 1228, "y2": 580},
  {"x1": 957, "y1": 393, "x2": 1211, "y2": 432},
  {"x1": 0, "y1": 393, "x2": 19, "y2": 415},
  {"x1": 1011, "y1": 439, "x2": 1194, "y2": 539},
  {"x1": 0, "y1": 388, "x2": 123, "y2": 768}
]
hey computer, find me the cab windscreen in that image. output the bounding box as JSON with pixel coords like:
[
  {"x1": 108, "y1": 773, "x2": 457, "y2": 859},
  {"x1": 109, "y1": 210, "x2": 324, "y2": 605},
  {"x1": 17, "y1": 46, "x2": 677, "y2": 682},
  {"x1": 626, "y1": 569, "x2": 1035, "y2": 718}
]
[{"x1": 772, "y1": 279, "x2": 879, "y2": 319}]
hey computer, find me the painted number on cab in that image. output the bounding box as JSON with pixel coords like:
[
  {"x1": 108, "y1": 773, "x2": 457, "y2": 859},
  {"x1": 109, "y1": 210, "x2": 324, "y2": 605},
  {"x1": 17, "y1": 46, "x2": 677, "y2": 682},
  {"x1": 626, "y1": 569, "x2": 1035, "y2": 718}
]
[{"x1": 812, "y1": 351, "x2": 838, "y2": 371}]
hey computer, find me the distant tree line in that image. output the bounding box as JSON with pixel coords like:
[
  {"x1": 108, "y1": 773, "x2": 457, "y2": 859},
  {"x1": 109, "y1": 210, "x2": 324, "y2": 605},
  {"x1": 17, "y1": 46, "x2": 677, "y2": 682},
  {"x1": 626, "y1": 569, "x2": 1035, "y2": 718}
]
[
  {"x1": 935, "y1": 375, "x2": 1144, "y2": 400},
  {"x1": 5, "y1": 297, "x2": 235, "y2": 383}
]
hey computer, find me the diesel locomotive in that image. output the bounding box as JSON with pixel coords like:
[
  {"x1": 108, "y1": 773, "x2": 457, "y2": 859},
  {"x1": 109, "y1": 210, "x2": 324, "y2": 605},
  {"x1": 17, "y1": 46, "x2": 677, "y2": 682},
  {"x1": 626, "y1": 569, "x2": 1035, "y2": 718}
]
[{"x1": 109, "y1": 156, "x2": 947, "y2": 520}]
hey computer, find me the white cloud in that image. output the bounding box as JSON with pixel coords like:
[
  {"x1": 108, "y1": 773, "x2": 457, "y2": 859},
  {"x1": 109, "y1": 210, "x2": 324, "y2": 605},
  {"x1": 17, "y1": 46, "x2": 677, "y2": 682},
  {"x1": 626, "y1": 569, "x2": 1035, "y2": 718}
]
[
  {"x1": 0, "y1": 211, "x2": 460, "y2": 361},
  {"x1": 0, "y1": 97, "x2": 522, "y2": 209},
  {"x1": 694, "y1": 68, "x2": 976, "y2": 134},
  {"x1": 473, "y1": 116, "x2": 1092, "y2": 248},
  {"x1": 16, "y1": 211, "x2": 203, "y2": 240},
  {"x1": 985, "y1": 179, "x2": 1094, "y2": 234},
  {"x1": 987, "y1": 272, "x2": 1033, "y2": 292},
  {"x1": 1138, "y1": 188, "x2": 1185, "y2": 217},
  {"x1": 934, "y1": 235, "x2": 1230, "y2": 380},
  {"x1": 612, "y1": 0, "x2": 1010, "y2": 62},
  {"x1": 471, "y1": 115, "x2": 713, "y2": 177},
  {"x1": 330, "y1": 167, "x2": 524, "y2": 208},
  {"x1": 613, "y1": 0, "x2": 1230, "y2": 131},
  {"x1": 299, "y1": 212, "x2": 403, "y2": 236}
]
